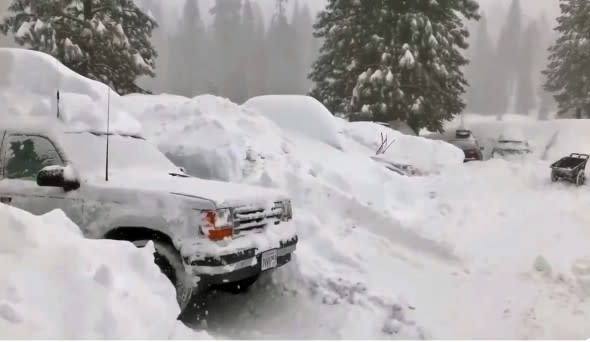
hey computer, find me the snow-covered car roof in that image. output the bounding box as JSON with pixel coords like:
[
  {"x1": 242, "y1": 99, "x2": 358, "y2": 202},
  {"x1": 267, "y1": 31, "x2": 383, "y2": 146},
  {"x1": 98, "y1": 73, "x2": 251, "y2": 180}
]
[
  {"x1": 498, "y1": 126, "x2": 527, "y2": 143},
  {"x1": 0, "y1": 48, "x2": 142, "y2": 137},
  {"x1": 243, "y1": 95, "x2": 344, "y2": 150}
]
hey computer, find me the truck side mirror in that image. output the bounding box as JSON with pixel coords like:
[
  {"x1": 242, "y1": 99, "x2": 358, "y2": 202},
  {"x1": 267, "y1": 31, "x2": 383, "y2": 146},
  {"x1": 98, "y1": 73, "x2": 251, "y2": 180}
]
[{"x1": 37, "y1": 165, "x2": 80, "y2": 192}]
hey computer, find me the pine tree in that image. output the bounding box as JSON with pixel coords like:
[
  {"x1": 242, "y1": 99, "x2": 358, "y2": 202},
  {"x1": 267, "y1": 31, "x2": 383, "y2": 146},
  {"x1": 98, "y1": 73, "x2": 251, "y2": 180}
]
[
  {"x1": 0, "y1": 0, "x2": 157, "y2": 95},
  {"x1": 168, "y1": 0, "x2": 206, "y2": 97},
  {"x1": 292, "y1": 1, "x2": 314, "y2": 93},
  {"x1": 493, "y1": 0, "x2": 523, "y2": 114},
  {"x1": 136, "y1": 0, "x2": 166, "y2": 93},
  {"x1": 240, "y1": 0, "x2": 267, "y2": 100},
  {"x1": 465, "y1": 14, "x2": 495, "y2": 114},
  {"x1": 310, "y1": 0, "x2": 479, "y2": 132},
  {"x1": 544, "y1": 0, "x2": 590, "y2": 118},
  {"x1": 267, "y1": 0, "x2": 298, "y2": 94},
  {"x1": 209, "y1": 0, "x2": 245, "y2": 102},
  {"x1": 0, "y1": 0, "x2": 12, "y2": 47},
  {"x1": 537, "y1": 13, "x2": 557, "y2": 119},
  {"x1": 515, "y1": 21, "x2": 539, "y2": 115},
  {"x1": 309, "y1": 0, "x2": 371, "y2": 117}
]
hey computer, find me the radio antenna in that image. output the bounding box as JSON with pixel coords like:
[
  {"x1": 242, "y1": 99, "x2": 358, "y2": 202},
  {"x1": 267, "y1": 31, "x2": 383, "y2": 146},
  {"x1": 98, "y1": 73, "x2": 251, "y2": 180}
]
[
  {"x1": 56, "y1": 90, "x2": 61, "y2": 119},
  {"x1": 105, "y1": 88, "x2": 110, "y2": 182}
]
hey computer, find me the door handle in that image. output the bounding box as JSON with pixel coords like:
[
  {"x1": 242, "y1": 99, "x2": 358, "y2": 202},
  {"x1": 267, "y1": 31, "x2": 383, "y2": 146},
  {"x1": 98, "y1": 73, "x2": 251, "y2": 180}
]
[{"x1": 0, "y1": 196, "x2": 12, "y2": 204}]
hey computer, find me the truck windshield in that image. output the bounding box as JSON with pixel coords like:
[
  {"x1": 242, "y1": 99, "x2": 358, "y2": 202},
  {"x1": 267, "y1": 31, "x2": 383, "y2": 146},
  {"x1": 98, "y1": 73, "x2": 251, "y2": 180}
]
[{"x1": 58, "y1": 132, "x2": 179, "y2": 177}]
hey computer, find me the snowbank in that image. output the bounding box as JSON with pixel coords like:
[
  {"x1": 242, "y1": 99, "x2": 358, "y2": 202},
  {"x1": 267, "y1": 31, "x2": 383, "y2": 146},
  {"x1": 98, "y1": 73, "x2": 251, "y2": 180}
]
[
  {"x1": 123, "y1": 93, "x2": 472, "y2": 338},
  {"x1": 0, "y1": 204, "x2": 210, "y2": 339},
  {"x1": 127, "y1": 95, "x2": 590, "y2": 338},
  {"x1": 243, "y1": 95, "x2": 345, "y2": 150},
  {"x1": 0, "y1": 48, "x2": 141, "y2": 135},
  {"x1": 342, "y1": 121, "x2": 464, "y2": 172}
]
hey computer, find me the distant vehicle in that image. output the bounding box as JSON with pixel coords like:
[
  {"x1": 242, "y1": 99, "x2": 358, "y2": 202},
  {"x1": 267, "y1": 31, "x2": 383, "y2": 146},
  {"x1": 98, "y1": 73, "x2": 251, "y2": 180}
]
[
  {"x1": 491, "y1": 129, "x2": 532, "y2": 158},
  {"x1": 448, "y1": 129, "x2": 484, "y2": 162},
  {"x1": 550, "y1": 153, "x2": 589, "y2": 186}
]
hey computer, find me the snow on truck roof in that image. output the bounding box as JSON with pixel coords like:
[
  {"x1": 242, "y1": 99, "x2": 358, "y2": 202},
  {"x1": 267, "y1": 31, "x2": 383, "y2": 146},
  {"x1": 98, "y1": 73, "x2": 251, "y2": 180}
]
[{"x1": 0, "y1": 48, "x2": 142, "y2": 137}]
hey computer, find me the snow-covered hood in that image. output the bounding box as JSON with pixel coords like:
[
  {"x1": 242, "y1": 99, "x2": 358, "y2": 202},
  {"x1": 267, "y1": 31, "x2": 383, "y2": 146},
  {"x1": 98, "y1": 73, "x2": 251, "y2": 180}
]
[{"x1": 93, "y1": 171, "x2": 288, "y2": 208}]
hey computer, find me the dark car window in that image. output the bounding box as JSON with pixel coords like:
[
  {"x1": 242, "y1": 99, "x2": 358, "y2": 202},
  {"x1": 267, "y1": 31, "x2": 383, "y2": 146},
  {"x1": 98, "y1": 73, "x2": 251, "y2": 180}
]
[{"x1": 3, "y1": 135, "x2": 64, "y2": 180}]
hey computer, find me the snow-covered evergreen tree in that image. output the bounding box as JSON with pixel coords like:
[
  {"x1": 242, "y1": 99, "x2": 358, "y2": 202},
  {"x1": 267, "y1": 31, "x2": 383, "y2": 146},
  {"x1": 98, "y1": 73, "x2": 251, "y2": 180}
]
[
  {"x1": 240, "y1": 0, "x2": 267, "y2": 100},
  {"x1": 310, "y1": 0, "x2": 479, "y2": 132},
  {"x1": 515, "y1": 21, "x2": 539, "y2": 115},
  {"x1": 210, "y1": 0, "x2": 245, "y2": 102},
  {"x1": 0, "y1": 0, "x2": 13, "y2": 46},
  {"x1": 465, "y1": 14, "x2": 495, "y2": 115},
  {"x1": 266, "y1": 0, "x2": 298, "y2": 94},
  {"x1": 309, "y1": 0, "x2": 372, "y2": 117},
  {"x1": 0, "y1": 0, "x2": 157, "y2": 94},
  {"x1": 168, "y1": 0, "x2": 206, "y2": 97},
  {"x1": 291, "y1": 1, "x2": 314, "y2": 93},
  {"x1": 493, "y1": 0, "x2": 523, "y2": 114},
  {"x1": 543, "y1": 0, "x2": 590, "y2": 118}
]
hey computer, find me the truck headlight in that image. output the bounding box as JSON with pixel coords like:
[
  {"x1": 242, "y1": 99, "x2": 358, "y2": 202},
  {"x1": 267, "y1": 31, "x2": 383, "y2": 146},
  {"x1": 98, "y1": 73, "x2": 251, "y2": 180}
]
[
  {"x1": 201, "y1": 208, "x2": 234, "y2": 241},
  {"x1": 281, "y1": 200, "x2": 293, "y2": 221}
]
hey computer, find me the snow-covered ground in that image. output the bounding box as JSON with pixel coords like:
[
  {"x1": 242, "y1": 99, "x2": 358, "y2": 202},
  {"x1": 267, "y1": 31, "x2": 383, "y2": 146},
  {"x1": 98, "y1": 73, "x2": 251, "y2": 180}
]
[
  {"x1": 2, "y1": 48, "x2": 590, "y2": 339},
  {"x1": 126, "y1": 95, "x2": 590, "y2": 339},
  {"x1": 0, "y1": 204, "x2": 210, "y2": 339}
]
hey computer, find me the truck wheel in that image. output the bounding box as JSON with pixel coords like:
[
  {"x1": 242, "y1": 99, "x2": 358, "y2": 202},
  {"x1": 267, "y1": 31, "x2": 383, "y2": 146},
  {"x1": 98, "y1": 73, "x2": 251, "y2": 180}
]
[
  {"x1": 551, "y1": 172, "x2": 559, "y2": 182},
  {"x1": 134, "y1": 240, "x2": 193, "y2": 311},
  {"x1": 214, "y1": 275, "x2": 259, "y2": 294}
]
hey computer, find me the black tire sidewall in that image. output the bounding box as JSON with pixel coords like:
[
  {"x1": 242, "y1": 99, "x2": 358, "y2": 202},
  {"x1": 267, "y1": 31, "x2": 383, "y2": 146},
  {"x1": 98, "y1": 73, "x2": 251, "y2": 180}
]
[{"x1": 137, "y1": 240, "x2": 193, "y2": 311}]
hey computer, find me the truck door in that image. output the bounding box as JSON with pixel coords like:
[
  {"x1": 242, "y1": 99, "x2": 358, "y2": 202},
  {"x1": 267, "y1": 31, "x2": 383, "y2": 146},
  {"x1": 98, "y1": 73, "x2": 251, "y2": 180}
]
[{"x1": 0, "y1": 133, "x2": 83, "y2": 224}]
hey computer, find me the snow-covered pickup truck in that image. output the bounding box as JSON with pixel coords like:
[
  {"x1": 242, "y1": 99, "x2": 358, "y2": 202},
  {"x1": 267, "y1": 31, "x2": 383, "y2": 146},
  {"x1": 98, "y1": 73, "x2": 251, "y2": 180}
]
[{"x1": 0, "y1": 126, "x2": 297, "y2": 311}]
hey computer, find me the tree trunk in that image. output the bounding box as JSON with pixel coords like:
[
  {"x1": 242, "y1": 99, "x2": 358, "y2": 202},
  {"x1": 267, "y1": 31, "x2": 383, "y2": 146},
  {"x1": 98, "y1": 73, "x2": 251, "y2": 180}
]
[{"x1": 83, "y1": 0, "x2": 92, "y2": 20}]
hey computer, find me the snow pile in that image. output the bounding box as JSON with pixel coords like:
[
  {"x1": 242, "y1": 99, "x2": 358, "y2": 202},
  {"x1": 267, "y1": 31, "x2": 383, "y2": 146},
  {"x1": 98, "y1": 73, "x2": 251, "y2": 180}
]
[
  {"x1": 0, "y1": 204, "x2": 210, "y2": 339},
  {"x1": 124, "y1": 94, "x2": 469, "y2": 338},
  {"x1": 342, "y1": 121, "x2": 464, "y2": 173},
  {"x1": 129, "y1": 94, "x2": 590, "y2": 338},
  {"x1": 243, "y1": 95, "x2": 345, "y2": 150},
  {"x1": 0, "y1": 48, "x2": 140, "y2": 135}
]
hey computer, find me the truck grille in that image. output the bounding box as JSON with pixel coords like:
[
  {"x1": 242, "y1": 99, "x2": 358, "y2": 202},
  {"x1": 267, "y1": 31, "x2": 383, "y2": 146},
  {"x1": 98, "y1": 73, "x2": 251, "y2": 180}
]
[{"x1": 233, "y1": 203, "x2": 284, "y2": 232}]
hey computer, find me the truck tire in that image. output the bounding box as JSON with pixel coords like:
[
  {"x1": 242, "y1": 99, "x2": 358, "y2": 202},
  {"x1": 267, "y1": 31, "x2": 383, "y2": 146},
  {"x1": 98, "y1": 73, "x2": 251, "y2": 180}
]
[
  {"x1": 134, "y1": 240, "x2": 193, "y2": 311},
  {"x1": 551, "y1": 171, "x2": 559, "y2": 183},
  {"x1": 214, "y1": 275, "x2": 259, "y2": 294}
]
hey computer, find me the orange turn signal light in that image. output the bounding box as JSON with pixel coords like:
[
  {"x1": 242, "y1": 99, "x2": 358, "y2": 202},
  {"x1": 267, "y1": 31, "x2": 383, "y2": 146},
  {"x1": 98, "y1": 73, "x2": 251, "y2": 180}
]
[{"x1": 207, "y1": 227, "x2": 233, "y2": 241}]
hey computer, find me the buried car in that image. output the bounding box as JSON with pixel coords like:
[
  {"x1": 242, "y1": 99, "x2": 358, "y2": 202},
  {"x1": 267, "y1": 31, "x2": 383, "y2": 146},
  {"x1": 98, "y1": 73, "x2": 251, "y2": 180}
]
[
  {"x1": 448, "y1": 129, "x2": 484, "y2": 162},
  {"x1": 491, "y1": 128, "x2": 532, "y2": 158},
  {"x1": 0, "y1": 126, "x2": 297, "y2": 312}
]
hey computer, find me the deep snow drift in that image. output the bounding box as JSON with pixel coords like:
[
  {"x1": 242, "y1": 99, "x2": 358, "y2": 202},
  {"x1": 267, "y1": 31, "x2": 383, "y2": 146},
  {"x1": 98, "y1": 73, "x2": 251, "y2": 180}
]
[
  {"x1": 0, "y1": 204, "x2": 209, "y2": 339},
  {"x1": 124, "y1": 93, "x2": 590, "y2": 338},
  {"x1": 3, "y1": 48, "x2": 590, "y2": 339}
]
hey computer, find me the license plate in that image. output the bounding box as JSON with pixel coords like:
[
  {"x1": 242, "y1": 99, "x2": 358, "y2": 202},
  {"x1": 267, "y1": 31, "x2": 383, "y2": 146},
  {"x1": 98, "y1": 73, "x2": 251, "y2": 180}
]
[{"x1": 261, "y1": 249, "x2": 278, "y2": 271}]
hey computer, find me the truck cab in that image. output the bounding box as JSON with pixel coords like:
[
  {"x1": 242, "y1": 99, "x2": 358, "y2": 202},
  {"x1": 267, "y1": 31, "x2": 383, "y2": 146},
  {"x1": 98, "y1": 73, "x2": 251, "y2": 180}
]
[{"x1": 0, "y1": 126, "x2": 298, "y2": 311}]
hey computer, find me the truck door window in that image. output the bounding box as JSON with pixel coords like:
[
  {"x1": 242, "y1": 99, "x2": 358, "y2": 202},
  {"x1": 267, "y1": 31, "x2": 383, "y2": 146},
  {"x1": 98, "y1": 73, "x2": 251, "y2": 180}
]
[{"x1": 3, "y1": 135, "x2": 64, "y2": 180}]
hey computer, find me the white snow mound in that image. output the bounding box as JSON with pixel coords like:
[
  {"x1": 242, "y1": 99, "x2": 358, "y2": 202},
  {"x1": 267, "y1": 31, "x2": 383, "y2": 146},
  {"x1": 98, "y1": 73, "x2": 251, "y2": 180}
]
[
  {"x1": 0, "y1": 204, "x2": 209, "y2": 339},
  {"x1": 243, "y1": 95, "x2": 345, "y2": 150},
  {"x1": 0, "y1": 48, "x2": 141, "y2": 135}
]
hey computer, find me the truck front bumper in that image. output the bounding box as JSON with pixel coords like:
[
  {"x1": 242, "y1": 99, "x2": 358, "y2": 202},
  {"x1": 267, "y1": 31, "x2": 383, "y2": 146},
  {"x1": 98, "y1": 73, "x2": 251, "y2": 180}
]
[{"x1": 186, "y1": 236, "x2": 298, "y2": 286}]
